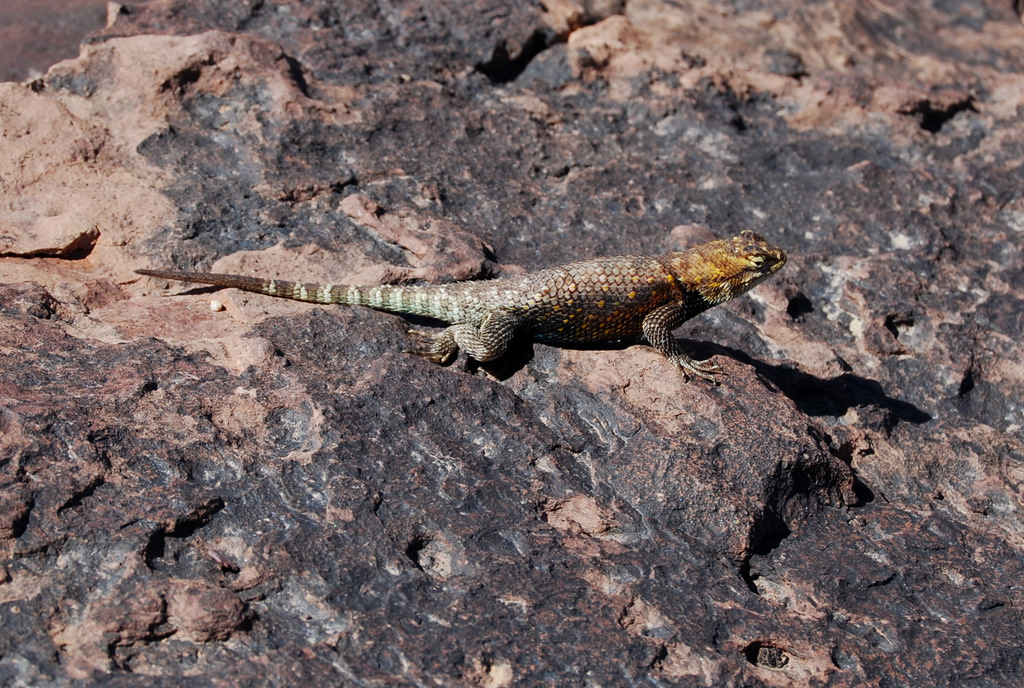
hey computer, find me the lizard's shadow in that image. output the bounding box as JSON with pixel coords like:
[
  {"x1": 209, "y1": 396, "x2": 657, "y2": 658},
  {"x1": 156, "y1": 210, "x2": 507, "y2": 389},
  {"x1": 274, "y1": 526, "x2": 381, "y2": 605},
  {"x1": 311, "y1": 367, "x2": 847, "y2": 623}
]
[
  {"x1": 468, "y1": 336, "x2": 639, "y2": 380},
  {"x1": 707, "y1": 343, "x2": 931, "y2": 424},
  {"x1": 474, "y1": 336, "x2": 932, "y2": 431}
]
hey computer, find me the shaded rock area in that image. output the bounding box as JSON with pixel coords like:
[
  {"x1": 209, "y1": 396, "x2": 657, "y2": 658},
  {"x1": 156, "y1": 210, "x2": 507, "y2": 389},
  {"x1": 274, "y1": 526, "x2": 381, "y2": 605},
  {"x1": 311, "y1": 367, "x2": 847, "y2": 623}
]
[{"x1": 1, "y1": 0, "x2": 1023, "y2": 684}]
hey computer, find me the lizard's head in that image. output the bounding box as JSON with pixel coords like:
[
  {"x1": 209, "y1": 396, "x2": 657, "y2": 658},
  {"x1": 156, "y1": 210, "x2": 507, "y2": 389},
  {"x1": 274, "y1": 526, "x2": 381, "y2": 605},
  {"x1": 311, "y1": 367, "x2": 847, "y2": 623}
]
[{"x1": 680, "y1": 230, "x2": 787, "y2": 305}]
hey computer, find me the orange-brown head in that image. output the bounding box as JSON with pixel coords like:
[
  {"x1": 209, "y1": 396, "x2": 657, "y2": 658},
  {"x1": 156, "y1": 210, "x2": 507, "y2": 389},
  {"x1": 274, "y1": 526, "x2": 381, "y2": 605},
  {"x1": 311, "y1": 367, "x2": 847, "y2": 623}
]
[{"x1": 666, "y1": 230, "x2": 787, "y2": 305}]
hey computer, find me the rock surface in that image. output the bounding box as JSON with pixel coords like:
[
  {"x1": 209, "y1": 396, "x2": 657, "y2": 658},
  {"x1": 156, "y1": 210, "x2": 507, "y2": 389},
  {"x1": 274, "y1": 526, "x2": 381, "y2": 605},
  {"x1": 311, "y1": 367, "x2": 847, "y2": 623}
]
[{"x1": 1, "y1": 0, "x2": 1023, "y2": 685}]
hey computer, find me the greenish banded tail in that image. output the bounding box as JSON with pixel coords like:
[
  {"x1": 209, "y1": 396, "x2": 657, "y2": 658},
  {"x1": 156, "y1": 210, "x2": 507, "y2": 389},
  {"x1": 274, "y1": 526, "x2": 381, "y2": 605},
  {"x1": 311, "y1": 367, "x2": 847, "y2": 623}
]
[
  {"x1": 135, "y1": 269, "x2": 458, "y2": 320},
  {"x1": 135, "y1": 269, "x2": 354, "y2": 305}
]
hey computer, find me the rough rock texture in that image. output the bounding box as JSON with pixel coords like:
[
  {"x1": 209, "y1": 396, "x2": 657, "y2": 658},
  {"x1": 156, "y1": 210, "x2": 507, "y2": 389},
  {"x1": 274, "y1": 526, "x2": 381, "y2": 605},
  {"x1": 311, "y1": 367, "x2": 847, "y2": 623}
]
[{"x1": 2, "y1": 0, "x2": 1023, "y2": 685}]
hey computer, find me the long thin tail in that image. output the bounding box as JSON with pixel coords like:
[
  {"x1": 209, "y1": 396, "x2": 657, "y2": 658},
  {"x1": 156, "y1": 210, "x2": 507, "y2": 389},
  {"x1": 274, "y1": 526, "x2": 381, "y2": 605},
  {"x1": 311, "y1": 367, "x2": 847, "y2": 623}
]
[
  {"x1": 136, "y1": 269, "x2": 357, "y2": 305},
  {"x1": 135, "y1": 268, "x2": 464, "y2": 321}
]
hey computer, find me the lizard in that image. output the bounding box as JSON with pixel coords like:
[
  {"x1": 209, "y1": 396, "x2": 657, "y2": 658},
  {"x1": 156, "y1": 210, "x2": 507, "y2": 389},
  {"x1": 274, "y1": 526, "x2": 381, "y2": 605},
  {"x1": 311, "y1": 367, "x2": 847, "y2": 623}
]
[{"x1": 136, "y1": 230, "x2": 786, "y2": 381}]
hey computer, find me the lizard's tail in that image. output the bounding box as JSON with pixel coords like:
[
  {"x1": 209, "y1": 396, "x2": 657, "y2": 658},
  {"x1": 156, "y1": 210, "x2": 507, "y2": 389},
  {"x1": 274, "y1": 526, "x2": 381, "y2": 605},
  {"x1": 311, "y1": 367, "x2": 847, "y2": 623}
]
[
  {"x1": 136, "y1": 269, "x2": 358, "y2": 305},
  {"x1": 135, "y1": 268, "x2": 448, "y2": 316}
]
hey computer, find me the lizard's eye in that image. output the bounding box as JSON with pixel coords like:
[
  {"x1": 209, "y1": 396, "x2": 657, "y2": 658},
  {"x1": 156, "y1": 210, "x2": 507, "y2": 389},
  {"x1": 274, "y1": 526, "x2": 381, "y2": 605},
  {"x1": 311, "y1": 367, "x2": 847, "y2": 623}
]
[{"x1": 749, "y1": 255, "x2": 765, "y2": 269}]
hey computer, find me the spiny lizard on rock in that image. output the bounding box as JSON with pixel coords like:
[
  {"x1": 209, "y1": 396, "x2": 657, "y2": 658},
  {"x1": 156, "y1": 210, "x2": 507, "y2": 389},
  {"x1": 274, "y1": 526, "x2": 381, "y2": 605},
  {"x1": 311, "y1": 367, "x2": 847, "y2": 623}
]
[{"x1": 137, "y1": 230, "x2": 786, "y2": 381}]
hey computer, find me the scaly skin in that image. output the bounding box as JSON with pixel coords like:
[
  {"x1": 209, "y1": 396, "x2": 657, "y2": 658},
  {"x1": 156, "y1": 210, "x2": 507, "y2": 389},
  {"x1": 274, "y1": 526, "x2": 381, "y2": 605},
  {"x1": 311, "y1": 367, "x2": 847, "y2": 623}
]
[{"x1": 136, "y1": 230, "x2": 787, "y2": 380}]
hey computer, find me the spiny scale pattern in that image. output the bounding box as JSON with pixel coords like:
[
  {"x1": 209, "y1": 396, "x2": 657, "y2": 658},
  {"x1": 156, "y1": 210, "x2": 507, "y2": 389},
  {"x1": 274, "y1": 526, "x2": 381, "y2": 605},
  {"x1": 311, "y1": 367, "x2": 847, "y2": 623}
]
[{"x1": 136, "y1": 230, "x2": 787, "y2": 380}]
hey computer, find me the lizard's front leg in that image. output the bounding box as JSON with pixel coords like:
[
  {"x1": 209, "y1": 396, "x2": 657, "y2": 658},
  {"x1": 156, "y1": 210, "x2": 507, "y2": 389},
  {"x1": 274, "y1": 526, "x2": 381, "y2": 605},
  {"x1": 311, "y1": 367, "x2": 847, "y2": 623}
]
[
  {"x1": 408, "y1": 310, "x2": 523, "y2": 364},
  {"x1": 641, "y1": 303, "x2": 721, "y2": 381}
]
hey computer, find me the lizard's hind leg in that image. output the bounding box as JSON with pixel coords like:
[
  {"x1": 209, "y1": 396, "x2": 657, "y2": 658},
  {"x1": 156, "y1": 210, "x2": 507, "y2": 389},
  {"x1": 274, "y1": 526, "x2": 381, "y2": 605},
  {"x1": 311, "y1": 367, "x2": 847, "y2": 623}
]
[
  {"x1": 406, "y1": 328, "x2": 459, "y2": 365},
  {"x1": 407, "y1": 310, "x2": 523, "y2": 365}
]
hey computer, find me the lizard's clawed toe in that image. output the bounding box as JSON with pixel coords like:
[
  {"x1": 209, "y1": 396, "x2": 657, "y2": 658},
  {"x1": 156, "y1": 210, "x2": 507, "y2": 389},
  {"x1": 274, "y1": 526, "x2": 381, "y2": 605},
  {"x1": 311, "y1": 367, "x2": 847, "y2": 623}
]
[{"x1": 672, "y1": 354, "x2": 722, "y2": 382}]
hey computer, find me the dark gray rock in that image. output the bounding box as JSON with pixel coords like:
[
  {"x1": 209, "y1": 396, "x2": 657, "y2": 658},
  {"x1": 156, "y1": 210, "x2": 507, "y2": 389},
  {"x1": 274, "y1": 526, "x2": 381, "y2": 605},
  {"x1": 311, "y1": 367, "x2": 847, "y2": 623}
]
[{"x1": 2, "y1": 0, "x2": 1023, "y2": 685}]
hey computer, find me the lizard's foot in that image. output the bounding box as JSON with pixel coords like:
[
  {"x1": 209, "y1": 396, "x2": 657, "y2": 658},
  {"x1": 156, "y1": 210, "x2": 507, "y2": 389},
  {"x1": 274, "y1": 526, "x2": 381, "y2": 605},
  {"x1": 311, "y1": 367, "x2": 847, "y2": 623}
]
[
  {"x1": 407, "y1": 316, "x2": 520, "y2": 366},
  {"x1": 672, "y1": 354, "x2": 722, "y2": 382},
  {"x1": 405, "y1": 329, "x2": 458, "y2": 365}
]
